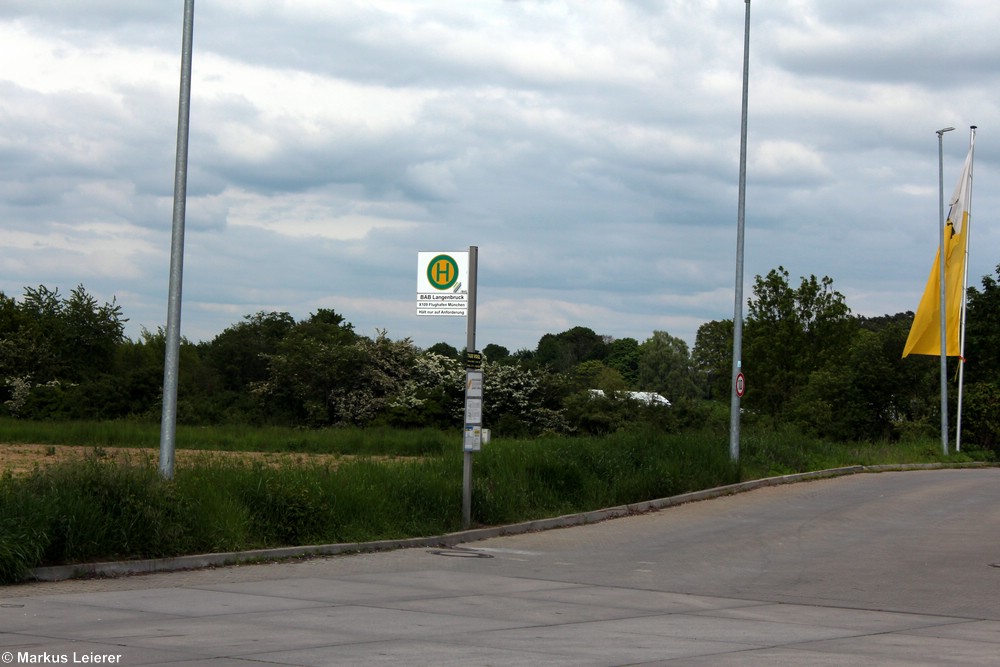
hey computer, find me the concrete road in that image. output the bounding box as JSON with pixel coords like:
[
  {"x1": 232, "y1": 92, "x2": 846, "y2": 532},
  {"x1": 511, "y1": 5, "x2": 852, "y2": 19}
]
[{"x1": 2, "y1": 468, "x2": 999, "y2": 665}]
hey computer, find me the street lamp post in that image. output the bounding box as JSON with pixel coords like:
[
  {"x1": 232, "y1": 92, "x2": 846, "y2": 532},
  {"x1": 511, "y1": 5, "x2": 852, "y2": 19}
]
[
  {"x1": 935, "y1": 126, "x2": 955, "y2": 457},
  {"x1": 160, "y1": 0, "x2": 196, "y2": 479},
  {"x1": 729, "y1": 0, "x2": 751, "y2": 463}
]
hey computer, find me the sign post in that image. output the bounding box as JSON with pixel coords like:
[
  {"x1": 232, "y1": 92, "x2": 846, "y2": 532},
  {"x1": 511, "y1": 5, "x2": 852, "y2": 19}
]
[
  {"x1": 417, "y1": 247, "x2": 480, "y2": 529},
  {"x1": 462, "y1": 246, "x2": 478, "y2": 529}
]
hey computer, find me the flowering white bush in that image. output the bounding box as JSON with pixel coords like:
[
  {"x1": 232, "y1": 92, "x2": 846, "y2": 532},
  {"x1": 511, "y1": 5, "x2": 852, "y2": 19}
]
[
  {"x1": 3, "y1": 375, "x2": 31, "y2": 417},
  {"x1": 483, "y1": 362, "x2": 567, "y2": 435},
  {"x1": 240, "y1": 323, "x2": 569, "y2": 432},
  {"x1": 387, "y1": 352, "x2": 465, "y2": 424},
  {"x1": 329, "y1": 332, "x2": 418, "y2": 425}
]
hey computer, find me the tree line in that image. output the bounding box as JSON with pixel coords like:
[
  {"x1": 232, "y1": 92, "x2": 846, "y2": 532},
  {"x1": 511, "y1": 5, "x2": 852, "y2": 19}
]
[{"x1": 2, "y1": 265, "x2": 999, "y2": 450}]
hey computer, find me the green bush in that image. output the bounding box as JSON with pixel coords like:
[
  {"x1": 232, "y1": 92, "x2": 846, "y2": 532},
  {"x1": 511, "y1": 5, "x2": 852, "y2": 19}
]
[{"x1": 961, "y1": 382, "x2": 1000, "y2": 453}]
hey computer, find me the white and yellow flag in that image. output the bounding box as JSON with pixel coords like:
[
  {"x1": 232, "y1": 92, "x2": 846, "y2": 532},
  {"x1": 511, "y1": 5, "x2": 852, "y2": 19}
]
[{"x1": 902, "y1": 141, "x2": 975, "y2": 357}]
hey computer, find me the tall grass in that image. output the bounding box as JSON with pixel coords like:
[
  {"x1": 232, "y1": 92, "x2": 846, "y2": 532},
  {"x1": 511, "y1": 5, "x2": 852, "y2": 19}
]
[
  {"x1": 0, "y1": 450, "x2": 466, "y2": 582},
  {"x1": 736, "y1": 423, "x2": 984, "y2": 480},
  {"x1": 0, "y1": 421, "x2": 992, "y2": 583},
  {"x1": 473, "y1": 427, "x2": 737, "y2": 524}
]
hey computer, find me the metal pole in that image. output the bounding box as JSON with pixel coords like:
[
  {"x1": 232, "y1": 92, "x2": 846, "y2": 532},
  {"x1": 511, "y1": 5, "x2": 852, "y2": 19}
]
[
  {"x1": 160, "y1": 0, "x2": 196, "y2": 479},
  {"x1": 729, "y1": 0, "x2": 751, "y2": 464},
  {"x1": 936, "y1": 126, "x2": 954, "y2": 457},
  {"x1": 955, "y1": 125, "x2": 977, "y2": 452},
  {"x1": 463, "y1": 246, "x2": 478, "y2": 529}
]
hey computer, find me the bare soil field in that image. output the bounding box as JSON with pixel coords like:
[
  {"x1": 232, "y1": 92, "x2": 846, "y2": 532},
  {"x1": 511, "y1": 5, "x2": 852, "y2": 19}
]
[{"x1": 0, "y1": 444, "x2": 348, "y2": 476}]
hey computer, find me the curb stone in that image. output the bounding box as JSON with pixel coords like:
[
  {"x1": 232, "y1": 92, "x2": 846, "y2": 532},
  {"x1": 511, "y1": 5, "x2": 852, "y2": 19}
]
[{"x1": 27, "y1": 462, "x2": 996, "y2": 582}]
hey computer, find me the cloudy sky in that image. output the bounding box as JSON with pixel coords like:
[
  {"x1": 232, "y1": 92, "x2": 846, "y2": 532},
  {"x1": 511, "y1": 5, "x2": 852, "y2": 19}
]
[{"x1": 1, "y1": 1, "x2": 997, "y2": 354}]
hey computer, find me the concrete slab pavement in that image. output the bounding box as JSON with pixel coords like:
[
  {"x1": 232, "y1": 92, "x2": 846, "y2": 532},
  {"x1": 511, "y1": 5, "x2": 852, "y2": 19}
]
[{"x1": 2, "y1": 467, "x2": 999, "y2": 665}]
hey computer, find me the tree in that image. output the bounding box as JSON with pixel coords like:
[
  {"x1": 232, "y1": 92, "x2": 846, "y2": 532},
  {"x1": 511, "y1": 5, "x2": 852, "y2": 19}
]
[
  {"x1": 567, "y1": 360, "x2": 627, "y2": 394},
  {"x1": 109, "y1": 327, "x2": 214, "y2": 424},
  {"x1": 1, "y1": 284, "x2": 127, "y2": 383},
  {"x1": 253, "y1": 309, "x2": 361, "y2": 425},
  {"x1": 605, "y1": 337, "x2": 641, "y2": 387},
  {"x1": 386, "y1": 353, "x2": 564, "y2": 435},
  {"x1": 482, "y1": 361, "x2": 565, "y2": 436},
  {"x1": 386, "y1": 352, "x2": 465, "y2": 428},
  {"x1": 789, "y1": 327, "x2": 901, "y2": 440},
  {"x1": 1, "y1": 286, "x2": 60, "y2": 382},
  {"x1": 693, "y1": 319, "x2": 733, "y2": 400},
  {"x1": 425, "y1": 341, "x2": 459, "y2": 359},
  {"x1": 948, "y1": 264, "x2": 1000, "y2": 450},
  {"x1": 535, "y1": 326, "x2": 608, "y2": 372},
  {"x1": 961, "y1": 382, "x2": 1000, "y2": 451},
  {"x1": 482, "y1": 343, "x2": 511, "y2": 364},
  {"x1": 743, "y1": 267, "x2": 854, "y2": 417},
  {"x1": 963, "y1": 264, "x2": 1000, "y2": 386},
  {"x1": 637, "y1": 331, "x2": 698, "y2": 400},
  {"x1": 106, "y1": 328, "x2": 171, "y2": 419},
  {"x1": 0, "y1": 285, "x2": 127, "y2": 419},
  {"x1": 330, "y1": 332, "x2": 417, "y2": 426},
  {"x1": 252, "y1": 311, "x2": 422, "y2": 427},
  {"x1": 61, "y1": 285, "x2": 127, "y2": 380},
  {"x1": 203, "y1": 311, "x2": 295, "y2": 393},
  {"x1": 0, "y1": 291, "x2": 36, "y2": 391}
]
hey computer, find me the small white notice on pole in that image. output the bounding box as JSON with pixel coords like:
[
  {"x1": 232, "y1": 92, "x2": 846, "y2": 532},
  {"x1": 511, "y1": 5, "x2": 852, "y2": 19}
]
[
  {"x1": 466, "y1": 370, "x2": 483, "y2": 398},
  {"x1": 464, "y1": 368, "x2": 484, "y2": 452},
  {"x1": 417, "y1": 251, "x2": 469, "y2": 316},
  {"x1": 465, "y1": 398, "x2": 482, "y2": 424},
  {"x1": 464, "y1": 425, "x2": 482, "y2": 452}
]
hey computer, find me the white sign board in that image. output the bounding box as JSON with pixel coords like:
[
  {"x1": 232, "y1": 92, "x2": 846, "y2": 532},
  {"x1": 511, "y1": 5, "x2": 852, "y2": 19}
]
[
  {"x1": 464, "y1": 425, "x2": 482, "y2": 452},
  {"x1": 466, "y1": 370, "x2": 483, "y2": 398},
  {"x1": 465, "y1": 398, "x2": 482, "y2": 424},
  {"x1": 417, "y1": 251, "x2": 469, "y2": 317}
]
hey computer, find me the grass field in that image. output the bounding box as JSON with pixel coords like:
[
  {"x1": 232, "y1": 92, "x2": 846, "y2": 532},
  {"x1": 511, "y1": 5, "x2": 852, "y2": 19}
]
[
  {"x1": 0, "y1": 418, "x2": 993, "y2": 583},
  {"x1": 0, "y1": 419, "x2": 451, "y2": 457}
]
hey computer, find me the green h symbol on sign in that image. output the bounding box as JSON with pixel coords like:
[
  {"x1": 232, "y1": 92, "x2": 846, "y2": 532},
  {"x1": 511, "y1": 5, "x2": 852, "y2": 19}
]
[{"x1": 427, "y1": 255, "x2": 459, "y2": 290}]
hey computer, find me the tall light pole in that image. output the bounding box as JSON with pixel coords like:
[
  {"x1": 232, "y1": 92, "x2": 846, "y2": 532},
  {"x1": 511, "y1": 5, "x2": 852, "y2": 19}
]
[
  {"x1": 729, "y1": 0, "x2": 752, "y2": 463},
  {"x1": 160, "y1": 0, "x2": 196, "y2": 479},
  {"x1": 936, "y1": 126, "x2": 955, "y2": 457}
]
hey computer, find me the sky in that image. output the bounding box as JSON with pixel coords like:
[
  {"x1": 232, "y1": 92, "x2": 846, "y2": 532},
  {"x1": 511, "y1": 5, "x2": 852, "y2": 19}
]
[{"x1": 1, "y1": 0, "x2": 998, "y2": 354}]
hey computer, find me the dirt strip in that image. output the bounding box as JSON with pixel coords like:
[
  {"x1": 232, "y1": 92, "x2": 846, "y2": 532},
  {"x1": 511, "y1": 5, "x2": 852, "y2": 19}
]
[{"x1": 0, "y1": 443, "x2": 349, "y2": 475}]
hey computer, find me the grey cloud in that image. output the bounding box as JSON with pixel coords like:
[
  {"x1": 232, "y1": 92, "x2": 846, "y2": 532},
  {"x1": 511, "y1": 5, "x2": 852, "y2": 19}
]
[{"x1": 3, "y1": 1, "x2": 1000, "y2": 352}]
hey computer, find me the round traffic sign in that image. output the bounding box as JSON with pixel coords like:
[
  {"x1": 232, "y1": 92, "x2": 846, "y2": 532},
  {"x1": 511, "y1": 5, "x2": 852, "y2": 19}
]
[
  {"x1": 426, "y1": 254, "x2": 460, "y2": 290},
  {"x1": 735, "y1": 372, "x2": 746, "y2": 398}
]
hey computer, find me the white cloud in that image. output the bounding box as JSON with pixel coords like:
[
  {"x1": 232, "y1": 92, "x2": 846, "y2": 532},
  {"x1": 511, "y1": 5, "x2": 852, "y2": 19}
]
[
  {"x1": 224, "y1": 188, "x2": 421, "y2": 240},
  {"x1": 750, "y1": 140, "x2": 830, "y2": 184},
  {"x1": 1, "y1": 0, "x2": 999, "y2": 354}
]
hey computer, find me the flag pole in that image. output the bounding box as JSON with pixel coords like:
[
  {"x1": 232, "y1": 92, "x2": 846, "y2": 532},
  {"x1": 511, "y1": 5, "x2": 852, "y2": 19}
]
[
  {"x1": 955, "y1": 125, "x2": 977, "y2": 452},
  {"x1": 935, "y1": 126, "x2": 955, "y2": 457}
]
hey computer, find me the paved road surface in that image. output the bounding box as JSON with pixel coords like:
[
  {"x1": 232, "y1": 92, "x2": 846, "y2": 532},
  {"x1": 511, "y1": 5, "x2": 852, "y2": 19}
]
[{"x1": 3, "y1": 468, "x2": 999, "y2": 665}]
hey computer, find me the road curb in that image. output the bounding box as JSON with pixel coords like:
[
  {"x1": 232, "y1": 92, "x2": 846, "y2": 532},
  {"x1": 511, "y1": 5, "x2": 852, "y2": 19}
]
[{"x1": 27, "y1": 462, "x2": 996, "y2": 582}]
